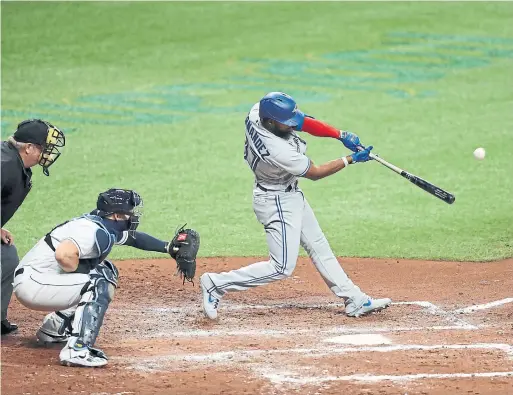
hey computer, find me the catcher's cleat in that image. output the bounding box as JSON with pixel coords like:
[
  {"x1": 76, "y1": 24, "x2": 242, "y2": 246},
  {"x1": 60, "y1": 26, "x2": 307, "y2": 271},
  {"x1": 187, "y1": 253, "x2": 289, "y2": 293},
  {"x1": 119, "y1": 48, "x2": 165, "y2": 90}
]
[
  {"x1": 59, "y1": 342, "x2": 108, "y2": 368},
  {"x1": 200, "y1": 274, "x2": 220, "y2": 320},
  {"x1": 345, "y1": 297, "x2": 392, "y2": 317}
]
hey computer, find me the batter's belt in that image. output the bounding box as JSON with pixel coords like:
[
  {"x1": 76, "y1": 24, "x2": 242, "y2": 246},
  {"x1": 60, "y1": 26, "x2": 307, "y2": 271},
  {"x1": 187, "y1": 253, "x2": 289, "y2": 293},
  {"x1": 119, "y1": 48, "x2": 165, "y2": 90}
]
[{"x1": 256, "y1": 181, "x2": 298, "y2": 193}]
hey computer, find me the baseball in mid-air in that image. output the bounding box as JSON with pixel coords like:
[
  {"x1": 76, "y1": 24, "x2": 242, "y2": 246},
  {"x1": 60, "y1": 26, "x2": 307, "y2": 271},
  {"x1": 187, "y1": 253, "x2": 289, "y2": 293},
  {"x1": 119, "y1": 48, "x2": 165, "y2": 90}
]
[{"x1": 473, "y1": 147, "x2": 486, "y2": 160}]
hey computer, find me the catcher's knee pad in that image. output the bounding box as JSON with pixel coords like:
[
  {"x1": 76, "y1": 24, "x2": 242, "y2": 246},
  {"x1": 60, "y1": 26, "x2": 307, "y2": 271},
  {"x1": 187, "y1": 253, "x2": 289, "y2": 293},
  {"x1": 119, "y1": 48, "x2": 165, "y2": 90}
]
[
  {"x1": 38, "y1": 310, "x2": 75, "y2": 342},
  {"x1": 92, "y1": 259, "x2": 119, "y2": 288},
  {"x1": 71, "y1": 261, "x2": 118, "y2": 347}
]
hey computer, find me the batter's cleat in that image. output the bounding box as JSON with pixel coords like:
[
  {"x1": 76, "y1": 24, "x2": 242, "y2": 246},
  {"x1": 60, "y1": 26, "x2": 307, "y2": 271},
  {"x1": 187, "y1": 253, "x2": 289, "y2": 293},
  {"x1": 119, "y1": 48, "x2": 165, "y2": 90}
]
[
  {"x1": 200, "y1": 274, "x2": 220, "y2": 320},
  {"x1": 59, "y1": 343, "x2": 108, "y2": 368},
  {"x1": 345, "y1": 297, "x2": 392, "y2": 317}
]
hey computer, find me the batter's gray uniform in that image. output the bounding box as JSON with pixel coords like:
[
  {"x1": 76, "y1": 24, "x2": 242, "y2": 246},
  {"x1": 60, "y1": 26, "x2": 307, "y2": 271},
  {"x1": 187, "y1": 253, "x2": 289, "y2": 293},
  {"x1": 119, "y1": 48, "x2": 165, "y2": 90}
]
[{"x1": 202, "y1": 103, "x2": 368, "y2": 310}]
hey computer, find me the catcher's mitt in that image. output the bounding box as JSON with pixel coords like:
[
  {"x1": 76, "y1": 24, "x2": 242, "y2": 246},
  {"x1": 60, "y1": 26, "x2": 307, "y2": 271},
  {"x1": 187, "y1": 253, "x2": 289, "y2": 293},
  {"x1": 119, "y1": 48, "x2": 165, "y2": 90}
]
[{"x1": 168, "y1": 225, "x2": 200, "y2": 284}]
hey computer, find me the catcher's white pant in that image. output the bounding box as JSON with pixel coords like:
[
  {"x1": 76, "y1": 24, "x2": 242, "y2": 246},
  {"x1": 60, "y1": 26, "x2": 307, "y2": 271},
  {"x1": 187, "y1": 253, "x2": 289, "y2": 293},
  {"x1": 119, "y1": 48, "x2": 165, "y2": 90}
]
[
  {"x1": 203, "y1": 188, "x2": 368, "y2": 308},
  {"x1": 14, "y1": 266, "x2": 89, "y2": 312},
  {"x1": 14, "y1": 266, "x2": 89, "y2": 343}
]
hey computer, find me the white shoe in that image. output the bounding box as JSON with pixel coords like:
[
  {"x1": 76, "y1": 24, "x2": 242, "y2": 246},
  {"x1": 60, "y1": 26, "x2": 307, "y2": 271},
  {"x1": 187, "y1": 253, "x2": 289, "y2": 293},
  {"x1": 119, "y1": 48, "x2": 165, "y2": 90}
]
[
  {"x1": 346, "y1": 297, "x2": 392, "y2": 317},
  {"x1": 200, "y1": 274, "x2": 220, "y2": 320},
  {"x1": 59, "y1": 343, "x2": 108, "y2": 368}
]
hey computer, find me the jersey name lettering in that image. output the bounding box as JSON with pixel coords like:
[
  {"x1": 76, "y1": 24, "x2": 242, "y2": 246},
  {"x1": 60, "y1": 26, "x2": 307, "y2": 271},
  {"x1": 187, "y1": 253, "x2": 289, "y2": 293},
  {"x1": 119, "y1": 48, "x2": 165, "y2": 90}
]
[{"x1": 245, "y1": 117, "x2": 270, "y2": 158}]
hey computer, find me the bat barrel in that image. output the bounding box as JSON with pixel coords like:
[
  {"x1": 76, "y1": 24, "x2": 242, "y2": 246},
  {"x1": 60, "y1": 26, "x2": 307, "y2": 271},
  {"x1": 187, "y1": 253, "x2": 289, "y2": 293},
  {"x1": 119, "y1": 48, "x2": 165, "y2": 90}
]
[
  {"x1": 360, "y1": 147, "x2": 455, "y2": 204},
  {"x1": 401, "y1": 171, "x2": 455, "y2": 204}
]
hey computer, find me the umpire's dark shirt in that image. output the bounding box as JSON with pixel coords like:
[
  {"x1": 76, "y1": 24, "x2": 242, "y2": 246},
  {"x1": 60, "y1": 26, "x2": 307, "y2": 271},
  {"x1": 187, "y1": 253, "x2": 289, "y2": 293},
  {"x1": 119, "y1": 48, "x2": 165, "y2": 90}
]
[{"x1": 1, "y1": 141, "x2": 32, "y2": 227}]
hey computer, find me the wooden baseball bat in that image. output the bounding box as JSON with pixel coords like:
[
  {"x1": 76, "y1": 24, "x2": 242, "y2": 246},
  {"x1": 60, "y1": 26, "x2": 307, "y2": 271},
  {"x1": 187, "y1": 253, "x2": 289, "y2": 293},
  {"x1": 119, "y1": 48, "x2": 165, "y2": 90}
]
[{"x1": 357, "y1": 148, "x2": 456, "y2": 205}]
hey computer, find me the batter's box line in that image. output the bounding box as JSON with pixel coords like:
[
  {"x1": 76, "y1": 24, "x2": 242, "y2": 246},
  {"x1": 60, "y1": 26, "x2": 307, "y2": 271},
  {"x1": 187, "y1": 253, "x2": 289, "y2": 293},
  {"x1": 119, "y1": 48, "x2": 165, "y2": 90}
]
[
  {"x1": 117, "y1": 300, "x2": 467, "y2": 314},
  {"x1": 116, "y1": 300, "x2": 477, "y2": 331},
  {"x1": 121, "y1": 343, "x2": 513, "y2": 371},
  {"x1": 453, "y1": 297, "x2": 513, "y2": 314},
  {"x1": 255, "y1": 343, "x2": 513, "y2": 386},
  {"x1": 261, "y1": 370, "x2": 513, "y2": 385},
  {"x1": 117, "y1": 298, "x2": 513, "y2": 317},
  {"x1": 394, "y1": 301, "x2": 477, "y2": 329},
  {"x1": 148, "y1": 324, "x2": 477, "y2": 339}
]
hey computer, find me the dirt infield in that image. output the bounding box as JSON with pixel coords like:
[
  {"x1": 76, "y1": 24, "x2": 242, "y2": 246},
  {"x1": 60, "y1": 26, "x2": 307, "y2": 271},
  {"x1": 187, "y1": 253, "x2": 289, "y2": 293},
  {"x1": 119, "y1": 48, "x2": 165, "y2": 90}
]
[{"x1": 2, "y1": 257, "x2": 512, "y2": 395}]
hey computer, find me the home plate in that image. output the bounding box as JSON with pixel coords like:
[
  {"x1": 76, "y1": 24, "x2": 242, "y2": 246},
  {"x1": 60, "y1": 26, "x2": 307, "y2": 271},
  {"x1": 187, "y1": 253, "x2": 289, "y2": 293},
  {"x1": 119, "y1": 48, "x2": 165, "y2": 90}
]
[{"x1": 323, "y1": 334, "x2": 392, "y2": 345}]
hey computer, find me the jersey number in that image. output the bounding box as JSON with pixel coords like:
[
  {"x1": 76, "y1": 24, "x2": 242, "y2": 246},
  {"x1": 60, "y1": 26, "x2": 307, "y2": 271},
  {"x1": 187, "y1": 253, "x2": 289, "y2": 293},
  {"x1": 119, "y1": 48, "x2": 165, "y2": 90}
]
[{"x1": 244, "y1": 138, "x2": 260, "y2": 171}]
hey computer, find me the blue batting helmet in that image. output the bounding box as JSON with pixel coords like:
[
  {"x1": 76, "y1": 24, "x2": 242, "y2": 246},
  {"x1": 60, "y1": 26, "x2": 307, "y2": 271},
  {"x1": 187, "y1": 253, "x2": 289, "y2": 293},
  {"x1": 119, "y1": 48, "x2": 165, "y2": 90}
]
[{"x1": 259, "y1": 92, "x2": 305, "y2": 128}]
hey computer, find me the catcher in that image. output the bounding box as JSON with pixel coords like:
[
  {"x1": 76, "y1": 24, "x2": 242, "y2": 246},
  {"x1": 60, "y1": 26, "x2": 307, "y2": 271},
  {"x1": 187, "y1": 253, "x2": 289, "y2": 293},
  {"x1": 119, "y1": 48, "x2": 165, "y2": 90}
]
[{"x1": 13, "y1": 188, "x2": 199, "y2": 367}]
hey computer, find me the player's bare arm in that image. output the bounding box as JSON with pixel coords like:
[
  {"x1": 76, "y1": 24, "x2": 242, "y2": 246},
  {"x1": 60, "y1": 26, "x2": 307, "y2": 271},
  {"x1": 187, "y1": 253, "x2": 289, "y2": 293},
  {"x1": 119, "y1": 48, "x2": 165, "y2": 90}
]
[
  {"x1": 55, "y1": 240, "x2": 80, "y2": 272},
  {"x1": 304, "y1": 146, "x2": 373, "y2": 181},
  {"x1": 304, "y1": 157, "x2": 352, "y2": 181}
]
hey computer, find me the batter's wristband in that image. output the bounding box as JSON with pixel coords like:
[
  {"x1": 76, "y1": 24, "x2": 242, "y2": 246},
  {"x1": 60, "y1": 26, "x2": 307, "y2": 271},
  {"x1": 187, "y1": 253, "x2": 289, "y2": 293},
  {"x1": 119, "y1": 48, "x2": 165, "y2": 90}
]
[{"x1": 342, "y1": 156, "x2": 349, "y2": 167}]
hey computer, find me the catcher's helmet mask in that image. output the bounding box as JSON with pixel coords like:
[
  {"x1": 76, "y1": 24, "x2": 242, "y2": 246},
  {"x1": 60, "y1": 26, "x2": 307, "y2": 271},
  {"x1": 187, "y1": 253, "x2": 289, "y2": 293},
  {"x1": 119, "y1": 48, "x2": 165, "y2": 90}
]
[{"x1": 94, "y1": 189, "x2": 143, "y2": 237}]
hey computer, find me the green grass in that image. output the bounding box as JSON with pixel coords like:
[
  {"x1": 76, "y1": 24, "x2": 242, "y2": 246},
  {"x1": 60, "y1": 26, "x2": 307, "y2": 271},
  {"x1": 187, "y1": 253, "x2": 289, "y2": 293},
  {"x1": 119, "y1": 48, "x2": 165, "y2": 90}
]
[{"x1": 2, "y1": 2, "x2": 512, "y2": 261}]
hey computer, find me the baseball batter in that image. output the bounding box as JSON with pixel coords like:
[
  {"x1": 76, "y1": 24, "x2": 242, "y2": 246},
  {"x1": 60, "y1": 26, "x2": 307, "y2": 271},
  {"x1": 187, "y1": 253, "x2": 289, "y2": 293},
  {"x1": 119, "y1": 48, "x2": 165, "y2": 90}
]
[
  {"x1": 200, "y1": 92, "x2": 391, "y2": 319},
  {"x1": 13, "y1": 188, "x2": 199, "y2": 367}
]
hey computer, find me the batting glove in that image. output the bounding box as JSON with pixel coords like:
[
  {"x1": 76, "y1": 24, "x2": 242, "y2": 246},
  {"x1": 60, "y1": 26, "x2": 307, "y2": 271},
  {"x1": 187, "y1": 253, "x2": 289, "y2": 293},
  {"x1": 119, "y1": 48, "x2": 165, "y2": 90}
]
[
  {"x1": 350, "y1": 146, "x2": 374, "y2": 163},
  {"x1": 339, "y1": 131, "x2": 364, "y2": 152}
]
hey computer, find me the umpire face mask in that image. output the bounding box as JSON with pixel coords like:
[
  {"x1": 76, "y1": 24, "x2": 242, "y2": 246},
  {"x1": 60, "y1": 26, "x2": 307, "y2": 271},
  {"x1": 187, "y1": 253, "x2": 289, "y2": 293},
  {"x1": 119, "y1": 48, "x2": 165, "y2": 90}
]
[
  {"x1": 38, "y1": 124, "x2": 65, "y2": 176},
  {"x1": 13, "y1": 119, "x2": 66, "y2": 176}
]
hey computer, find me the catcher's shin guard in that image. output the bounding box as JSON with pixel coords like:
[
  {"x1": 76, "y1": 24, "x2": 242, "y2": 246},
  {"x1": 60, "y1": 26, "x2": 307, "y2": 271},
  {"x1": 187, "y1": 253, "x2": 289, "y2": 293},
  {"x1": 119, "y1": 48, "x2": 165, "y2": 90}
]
[{"x1": 64, "y1": 261, "x2": 118, "y2": 355}]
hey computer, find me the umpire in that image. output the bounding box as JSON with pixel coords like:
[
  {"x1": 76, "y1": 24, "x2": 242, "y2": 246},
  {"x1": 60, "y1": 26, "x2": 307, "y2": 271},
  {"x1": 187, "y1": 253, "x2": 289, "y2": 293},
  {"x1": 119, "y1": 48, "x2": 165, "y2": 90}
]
[{"x1": 1, "y1": 119, "x2": 65, "y2": 335}]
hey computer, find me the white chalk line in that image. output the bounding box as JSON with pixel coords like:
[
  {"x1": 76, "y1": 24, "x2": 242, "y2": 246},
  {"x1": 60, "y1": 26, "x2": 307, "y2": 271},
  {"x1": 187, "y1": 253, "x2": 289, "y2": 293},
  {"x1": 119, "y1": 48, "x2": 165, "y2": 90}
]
[
  {"x1": 118, "y1": 299, "x2": 505, "y2": 323},
  {"x1": 118, "y1": 300, "x2": 429, "y2": 314},
  {"x1": 262, "y1": 370, "x2": 513, "y2": 385},
  {"x1": 454, "y1": 298, "x2": 513, "y2": 314},
  {"x1": 118, "y1": 298, "x2": 512, "y2": 315},
  {"x1": 394, "y1": 301, "x2": 476, "y2": 329},
  {"x1": 118, "y1": 300, "x2": 476, "y2": 339},
  {"x1": 117, "y1": 298, "x2": 512, "y2": 387},
  {"x1": 116, "y1": 300, "x2": 479, "y2": 339},
  {"x1": 148, "y1": 324, "x2": 476, "y2": 339},
  {"x1": 122, "y1": 343, "x2": 513, "y2": 368}
]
